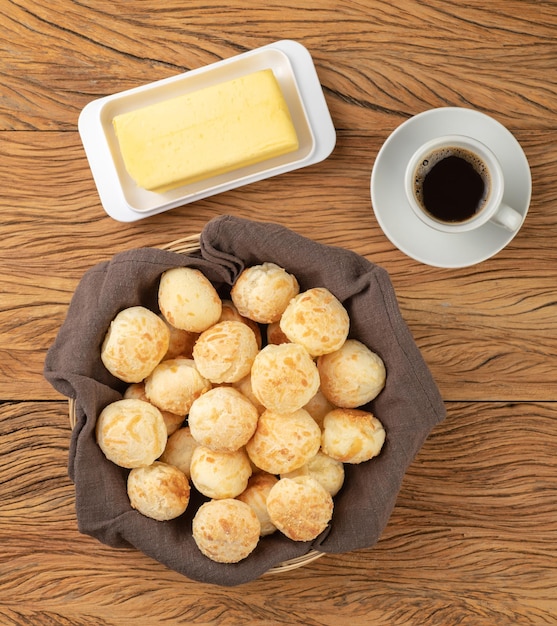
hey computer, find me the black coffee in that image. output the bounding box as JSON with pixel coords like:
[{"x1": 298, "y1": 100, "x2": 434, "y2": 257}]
[{"x1": 413, "y1": 147, "x2": 490, "y2": 223}]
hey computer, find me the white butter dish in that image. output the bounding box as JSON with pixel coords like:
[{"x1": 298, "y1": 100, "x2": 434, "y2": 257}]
[{"x1": 78, "y1": 40, "x2": 336, "y2": 222}]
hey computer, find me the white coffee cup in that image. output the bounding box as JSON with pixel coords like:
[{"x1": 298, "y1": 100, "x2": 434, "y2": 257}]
[{"x1": 404, "y1": 135, "x2": 523, "y2": 233}]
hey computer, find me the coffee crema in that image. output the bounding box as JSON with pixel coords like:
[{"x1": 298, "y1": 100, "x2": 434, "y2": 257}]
[{"x1": 413, "y1": 147, "x2": 490, "y2": 223}]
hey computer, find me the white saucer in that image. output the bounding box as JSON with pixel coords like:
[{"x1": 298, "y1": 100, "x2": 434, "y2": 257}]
[{"x1": 370, "y1": 108, "x2": 531, "y2": 268}]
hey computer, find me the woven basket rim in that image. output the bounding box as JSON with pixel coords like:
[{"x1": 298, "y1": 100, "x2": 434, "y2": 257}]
[
  {"x1": 67, "y1": 237, "x2": 325, "y2": 574},
  {"x1": 159, "y1": 234, "x2": 202, "y2": 255}
]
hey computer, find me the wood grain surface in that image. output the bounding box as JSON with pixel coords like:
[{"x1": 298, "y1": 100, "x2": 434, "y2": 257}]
[{"x1": 1, "y1": 1, "x2": 556, "y2": 624}]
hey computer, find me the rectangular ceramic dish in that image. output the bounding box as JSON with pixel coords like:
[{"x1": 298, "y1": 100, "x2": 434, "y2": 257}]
[{"x1": 78, "y1": 40, "x2": 336, "y2": 222}]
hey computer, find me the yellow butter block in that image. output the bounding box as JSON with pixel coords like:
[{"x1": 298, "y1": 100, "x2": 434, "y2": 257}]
[{"x1": 112, "y1": 69, "x2": 299, "y2": 192}]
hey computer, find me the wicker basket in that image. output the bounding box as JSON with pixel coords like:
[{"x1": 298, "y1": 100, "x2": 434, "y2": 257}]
[{"x1": 68, "y1": 234, "x2": 324, "y2": 574}]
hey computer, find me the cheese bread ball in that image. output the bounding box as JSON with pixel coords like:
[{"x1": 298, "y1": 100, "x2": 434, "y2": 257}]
[
  {"x1": 303, "y1": 389, "x2": 337, "y2": 429},
  {"x1": 219, "y1": 300, "x2": 262, "y2": 349},
  {"x1": 236, "y1": 472, "x2": 279, "y2": 536},
  {"x1": 250, "y1": 343, "x2": 320, "y2": 413},
  {"x1": 160, "y1": 315, "x2": 198, "y2": 359},
  {"x1": 101, "y1": 306, "x2": 170, "y2": 383},
  {"x1": 192, "y1": 320, "x2": 259, "y2": 384},
  {"x1": 321, "y1": 408, "x2": 386, "y2": 464},
  {"x1": 266, "y1": 476, "x2": 333, "y2": 542},
  {"x1": 96, "y1": 398, "x2": 167, "y2": 468},
  {"x1": 246, "y1": 408, "x2": 321, "y2": 475},
  {"x1": 281, "y1": 451, "x2": 345, "y2": 497},
  {"x1": 231, "y1": 374, "x2": 266, "y2": 414},
  {"x1": 279, "y1": 287, "x2": 350, "y2": 357},
  {"x1": 190, "y1": 446, "x2": 252, "y2": 499},
  {"x1": 192, "y1": 498, "x2": 260, "y2": 563},
  {"x1": 318, "y1": 339, "x2": 386, "y2": 408},
  {"x1": 124, "y1": 382, "x2": 184, "y2": 435},
  {"x1": 144, "y1": 357, "x2": 211, "y2": 416},
  {"x1": 230, "y1": 262, "x2": 299, "y2": 324},
  {"x1": 127, "y1": 462, "x2": 190, "y2": 521},
  {"x1": 188, "y1": 386, "x2": 259, "y2": 452},
  {"x1": 159, "y1": 426, "x2": 199, "y2": 478},
  {"x1": 158, "y1": 267, "x2": 222, "y2": 333},
  {"x1": 266, "y1": 321, "x2": 290, "y2": 346}
]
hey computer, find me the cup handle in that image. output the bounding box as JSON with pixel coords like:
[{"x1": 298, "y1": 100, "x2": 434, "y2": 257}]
[{"x1": 490, "y1": 204, "x2": 523, "y2": 231}]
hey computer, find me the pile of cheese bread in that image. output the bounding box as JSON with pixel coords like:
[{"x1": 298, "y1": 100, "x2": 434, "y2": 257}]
[{"x1": 96, "y1": 262, "x2": 386, "y2": 563}]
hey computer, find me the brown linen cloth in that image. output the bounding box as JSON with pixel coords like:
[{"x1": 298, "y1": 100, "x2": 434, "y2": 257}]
[{"x1": 44, "y1": 214, "x2": 446, "y2": 586}]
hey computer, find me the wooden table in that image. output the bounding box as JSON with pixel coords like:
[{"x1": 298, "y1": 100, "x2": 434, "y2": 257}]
[{"x1": 1, "y1": 1, "x2": 556, "y2": 624}]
